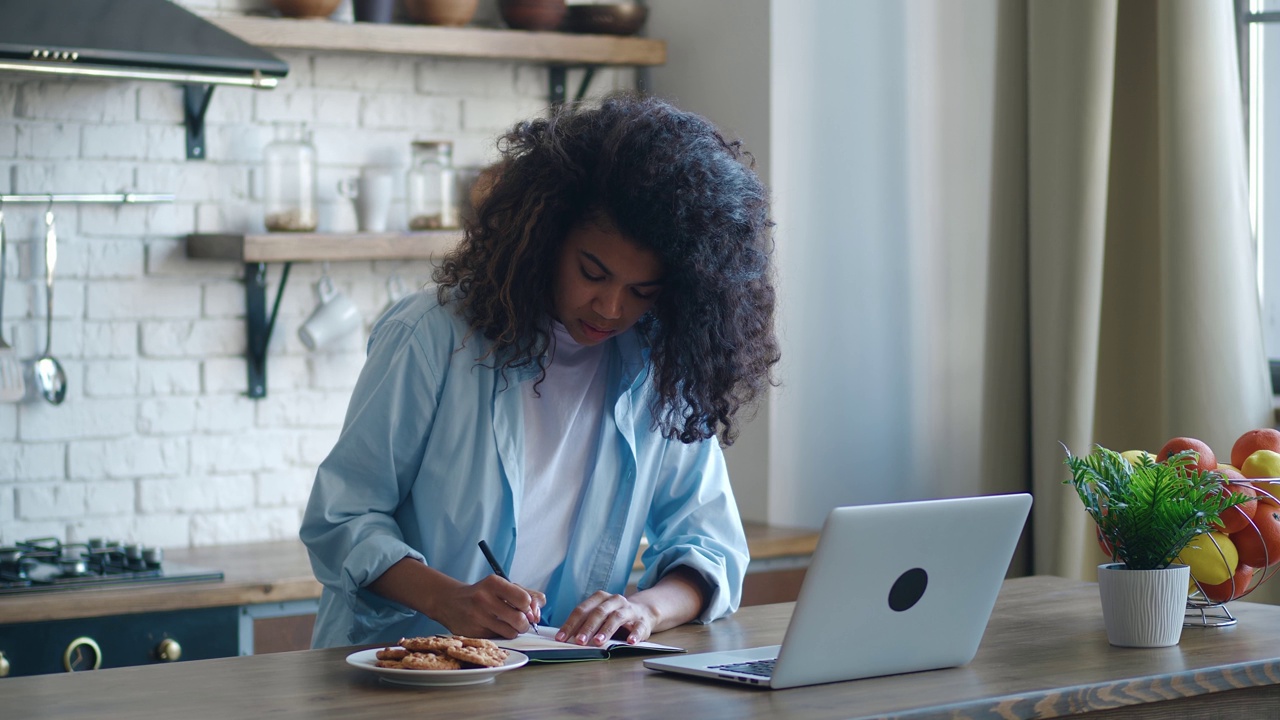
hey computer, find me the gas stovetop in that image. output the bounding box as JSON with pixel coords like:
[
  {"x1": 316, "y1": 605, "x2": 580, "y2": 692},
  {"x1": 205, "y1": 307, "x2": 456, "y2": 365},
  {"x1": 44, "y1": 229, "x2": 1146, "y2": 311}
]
[{"x1": 0, "y1": 538, "x2": 224, "y2": 595}]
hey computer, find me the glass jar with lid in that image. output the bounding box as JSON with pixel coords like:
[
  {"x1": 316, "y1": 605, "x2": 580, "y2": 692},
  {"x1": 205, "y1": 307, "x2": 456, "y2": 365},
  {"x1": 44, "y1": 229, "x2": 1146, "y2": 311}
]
[
  {"x1": 406, "y1": 140, "x2": 458, "y2": 230},
  {"x1": 263, "y1": 129, "x2": 318, "y2": 232}
]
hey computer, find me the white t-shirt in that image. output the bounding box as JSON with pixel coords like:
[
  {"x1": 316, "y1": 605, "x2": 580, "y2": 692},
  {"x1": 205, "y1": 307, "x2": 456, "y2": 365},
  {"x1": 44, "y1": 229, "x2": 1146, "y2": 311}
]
[{"x1": 509, "y1": 322, "x2": 608, "y2": 592}]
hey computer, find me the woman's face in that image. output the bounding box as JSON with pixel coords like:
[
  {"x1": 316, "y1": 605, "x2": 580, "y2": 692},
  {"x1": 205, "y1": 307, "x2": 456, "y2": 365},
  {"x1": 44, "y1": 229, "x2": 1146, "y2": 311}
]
[{"x1": 552, "y1": 219, "x2": 664, "y2": 346}]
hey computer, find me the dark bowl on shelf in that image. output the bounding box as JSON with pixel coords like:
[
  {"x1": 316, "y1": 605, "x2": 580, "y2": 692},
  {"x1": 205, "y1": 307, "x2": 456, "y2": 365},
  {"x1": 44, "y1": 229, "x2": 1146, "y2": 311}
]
[
  {"x1": 269, "y1": 0, "x2": 342, "y2": 18},
  {"x1": 564, "y1": 3, "x2": 648, "y2": 36},
  {"x1": 404, "y1": 0, "x2": 480, "y2": 26},
  {"x1": 498, "y1": 0, "x2": 568, "y2": 31}
]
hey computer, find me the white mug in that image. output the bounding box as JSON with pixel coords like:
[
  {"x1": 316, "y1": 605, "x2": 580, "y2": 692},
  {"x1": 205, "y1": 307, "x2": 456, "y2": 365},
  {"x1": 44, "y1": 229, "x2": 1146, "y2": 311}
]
[
  {"x1": 299, "y1": 275, "x2": 361, "y2": 351},
  {"x1": 338, "y1": 167, "x2": 395, "y2": 233}
]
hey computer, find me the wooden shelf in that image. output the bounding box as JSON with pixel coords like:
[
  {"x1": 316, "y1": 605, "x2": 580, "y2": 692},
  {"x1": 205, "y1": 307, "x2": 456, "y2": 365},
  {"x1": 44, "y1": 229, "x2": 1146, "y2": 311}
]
[
  {"x1": 210, "y1": 16, "x2": 666, "y2": 66},
  {"x1": 185, "y1": 231, "x2": 462, "y2": 263}
]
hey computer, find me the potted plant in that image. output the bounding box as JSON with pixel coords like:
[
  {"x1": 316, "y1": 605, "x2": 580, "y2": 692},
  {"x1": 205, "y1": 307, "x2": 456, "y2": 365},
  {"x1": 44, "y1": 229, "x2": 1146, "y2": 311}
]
[{"x1": 1062, "y1": 444, "x2": 1247, "y2": 647}]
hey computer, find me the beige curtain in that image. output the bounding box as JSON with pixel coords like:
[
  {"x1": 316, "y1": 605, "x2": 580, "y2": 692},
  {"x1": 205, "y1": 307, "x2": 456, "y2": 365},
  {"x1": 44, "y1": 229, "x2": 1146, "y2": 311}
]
[{"x1": 1026, "y1": 0, "x2": 1274, "y2": 589}]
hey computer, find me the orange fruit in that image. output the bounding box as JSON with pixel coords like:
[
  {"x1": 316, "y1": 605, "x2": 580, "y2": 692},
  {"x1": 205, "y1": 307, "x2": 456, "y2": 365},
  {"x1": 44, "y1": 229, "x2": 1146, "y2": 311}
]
[
  {"x1": 1199, "y1": 565, "x2": 1256, "y2": 604},
  {"x1": 1231, "y1": 507, "x2": 1280, "y2": 568},
  {"x1": 1213, "y1": 483, "x2": 1259, "y2": 534},
  {"x1": 1157, "y1": 436, "x2": 1216, "y2": 473},
  {"x1": 1095, "y1": 523, "x2": 1116, "y2": 558},
  {"x1": 1231, "y1": 428, "x2": 1280, "y2": 469}
]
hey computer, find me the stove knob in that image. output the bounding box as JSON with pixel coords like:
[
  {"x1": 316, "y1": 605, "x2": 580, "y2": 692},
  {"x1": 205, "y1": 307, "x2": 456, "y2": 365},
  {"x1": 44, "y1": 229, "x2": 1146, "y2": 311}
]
[
  {"x1": 63, "y1": 637, "x2": 102, "y2": 672},
  {"x1": 0, "y1": 650, "x2": 9, "y2": 677},
  {"x1": 156, "y1": 638, "x2": 182, "y2": 662}
]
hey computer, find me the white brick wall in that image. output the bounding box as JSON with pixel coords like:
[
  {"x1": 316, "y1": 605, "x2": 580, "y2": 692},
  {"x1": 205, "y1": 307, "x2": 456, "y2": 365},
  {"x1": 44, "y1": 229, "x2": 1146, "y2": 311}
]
[{"x1": 0, "y1": 0, "x2": 636, "y2": 549}]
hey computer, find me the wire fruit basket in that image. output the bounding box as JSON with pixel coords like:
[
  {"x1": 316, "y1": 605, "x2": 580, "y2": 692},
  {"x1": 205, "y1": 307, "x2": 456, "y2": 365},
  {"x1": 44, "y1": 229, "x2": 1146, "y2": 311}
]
[{"x1": 1184, "y1": 480, "x2": 1280, "y2": 627}]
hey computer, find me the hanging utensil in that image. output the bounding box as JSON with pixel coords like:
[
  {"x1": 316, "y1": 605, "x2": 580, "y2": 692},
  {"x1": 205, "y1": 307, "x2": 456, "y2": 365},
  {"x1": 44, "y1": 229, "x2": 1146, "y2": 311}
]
[
  {"x1": 0, "y1": 198, "x2": 25, "y2": 401},
  {"x1": 33, "y1": 198, "x2": 66, "y2": 405}
]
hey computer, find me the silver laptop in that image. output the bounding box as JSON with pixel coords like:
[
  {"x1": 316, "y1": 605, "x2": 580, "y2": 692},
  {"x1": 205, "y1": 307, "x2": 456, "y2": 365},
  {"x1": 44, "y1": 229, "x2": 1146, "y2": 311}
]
[{"x1": 644, "y1": 493, "x2": 1032, "y2": 689}]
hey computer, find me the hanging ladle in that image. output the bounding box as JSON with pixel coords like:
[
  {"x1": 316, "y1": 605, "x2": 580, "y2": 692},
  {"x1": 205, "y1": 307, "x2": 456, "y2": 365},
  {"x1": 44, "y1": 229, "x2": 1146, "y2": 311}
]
[{"x1": 33, "y1": 197, "x2": 66, "y2": 404}]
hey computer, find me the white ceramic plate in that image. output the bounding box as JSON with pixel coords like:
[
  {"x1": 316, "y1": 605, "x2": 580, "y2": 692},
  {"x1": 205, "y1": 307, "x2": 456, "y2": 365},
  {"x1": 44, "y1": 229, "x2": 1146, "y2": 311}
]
[{"x1": 345, "y1": 648, "x2": 529, "y2": 687}]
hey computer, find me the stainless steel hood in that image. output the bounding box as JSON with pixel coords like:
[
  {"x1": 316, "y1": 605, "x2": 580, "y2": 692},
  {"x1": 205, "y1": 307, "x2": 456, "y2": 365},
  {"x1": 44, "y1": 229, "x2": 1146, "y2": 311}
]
[{"x1": 0, "y1": 0, "x2": 288, "y2": 88}]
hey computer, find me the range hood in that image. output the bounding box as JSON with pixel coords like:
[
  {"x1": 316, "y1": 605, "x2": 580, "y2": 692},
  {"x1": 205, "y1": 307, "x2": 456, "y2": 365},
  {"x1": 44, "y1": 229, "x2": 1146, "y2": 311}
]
[{"x1": 0, "y1": 0, "x2": 288, "y2": 88}]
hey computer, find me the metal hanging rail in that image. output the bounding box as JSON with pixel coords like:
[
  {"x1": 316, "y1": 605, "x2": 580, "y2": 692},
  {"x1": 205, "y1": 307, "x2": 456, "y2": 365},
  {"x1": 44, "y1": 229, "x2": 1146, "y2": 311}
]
[{"x1": 0, "y1": 193, "x2": 174, "y2": 204}]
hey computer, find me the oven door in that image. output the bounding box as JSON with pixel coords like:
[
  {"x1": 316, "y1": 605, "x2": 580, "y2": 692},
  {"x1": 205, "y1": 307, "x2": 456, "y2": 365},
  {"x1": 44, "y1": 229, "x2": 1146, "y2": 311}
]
[{"x1": 0, "y1": 606, "x2": 239, "y2": 677}]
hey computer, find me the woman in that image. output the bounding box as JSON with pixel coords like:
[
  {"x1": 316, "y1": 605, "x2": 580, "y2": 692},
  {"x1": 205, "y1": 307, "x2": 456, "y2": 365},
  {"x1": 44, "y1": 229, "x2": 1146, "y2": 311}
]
[{"x1": 301, "y1": 93, "x2": 779, "y2": 649}]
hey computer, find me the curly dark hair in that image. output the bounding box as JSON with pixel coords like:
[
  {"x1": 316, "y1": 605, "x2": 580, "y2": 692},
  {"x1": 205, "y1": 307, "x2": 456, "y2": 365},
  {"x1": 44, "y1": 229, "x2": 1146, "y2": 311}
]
[{"x1": 433, "y1": 93, "x2": 779, "y2": 445}]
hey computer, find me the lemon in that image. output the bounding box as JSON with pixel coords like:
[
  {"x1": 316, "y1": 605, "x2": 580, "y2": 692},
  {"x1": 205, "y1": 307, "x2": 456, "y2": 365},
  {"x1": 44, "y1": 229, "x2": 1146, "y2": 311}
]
[
  {"x1": 1120, "y1": 449, "x2": 1156, "y2": 468},
  {"x1": 1241, "y1": 449, "x2": 1280, "y2": 479},
  {"x1": 1176, "y1": 532, "x2": 1238, "y2": 586}
]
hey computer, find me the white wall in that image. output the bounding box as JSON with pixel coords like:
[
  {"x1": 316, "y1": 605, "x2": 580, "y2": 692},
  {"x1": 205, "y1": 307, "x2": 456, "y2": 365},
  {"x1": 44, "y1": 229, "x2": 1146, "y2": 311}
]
[
  {"x1": 645, "y1": 0, "x2": 773, "y2": 523},
  {"x1": 650, "y1": 0, "x2": 1019, "y2": 529},
  {"x1": 0, "y1": 0, "x2": 633, "y2": 547},
  {"x1": 649, "y1": 0, "x2": 914, "y2": 528}
]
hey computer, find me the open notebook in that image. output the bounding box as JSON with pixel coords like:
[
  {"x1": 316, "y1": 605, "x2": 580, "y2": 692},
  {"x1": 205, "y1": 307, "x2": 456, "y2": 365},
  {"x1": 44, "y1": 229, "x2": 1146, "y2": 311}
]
[{"x1": 498, "y1": 626, "x2": 685, "y2": 662}]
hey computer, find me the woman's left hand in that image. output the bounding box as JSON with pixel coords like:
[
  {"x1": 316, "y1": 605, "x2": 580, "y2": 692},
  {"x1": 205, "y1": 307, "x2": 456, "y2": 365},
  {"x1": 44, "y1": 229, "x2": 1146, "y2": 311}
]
[{"x1": 556, "y1": 591, "x2": 657, "y2": 646}]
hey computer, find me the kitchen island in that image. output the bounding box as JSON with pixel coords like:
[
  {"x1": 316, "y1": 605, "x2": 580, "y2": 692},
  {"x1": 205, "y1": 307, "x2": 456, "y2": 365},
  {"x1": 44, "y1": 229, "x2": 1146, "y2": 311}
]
[
  {"x1": 6, "y1": 576, "x2": 1280, "y2": 719},
  {"x1": 0, "y1": 523, "x2": 819, "y2": 625},
  {"x1": 0, "y1": 524, "x2": 820, "y2": 674}
]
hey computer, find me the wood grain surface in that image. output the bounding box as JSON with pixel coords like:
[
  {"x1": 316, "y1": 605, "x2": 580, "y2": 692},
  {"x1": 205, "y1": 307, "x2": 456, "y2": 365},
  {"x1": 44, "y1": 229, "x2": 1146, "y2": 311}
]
[
  {"x1": 0, "y1": 541, "x2": 321, "y2": 624},
  {"x1": 210, "y1": 16, "x2": 667, "y2": 66},
  {"x1": 185, "y1": 231, "x2": 462, "y2": 262},
  {"x1": 5, "y1": 576, "x2": 1280, "y2": 719}
]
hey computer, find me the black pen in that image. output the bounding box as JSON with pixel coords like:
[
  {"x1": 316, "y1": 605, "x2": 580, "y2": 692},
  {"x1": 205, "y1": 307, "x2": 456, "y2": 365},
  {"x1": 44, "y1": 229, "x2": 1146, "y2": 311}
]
[{"x1": 478, "y1": 540, "x2": 542, "y2": 636}]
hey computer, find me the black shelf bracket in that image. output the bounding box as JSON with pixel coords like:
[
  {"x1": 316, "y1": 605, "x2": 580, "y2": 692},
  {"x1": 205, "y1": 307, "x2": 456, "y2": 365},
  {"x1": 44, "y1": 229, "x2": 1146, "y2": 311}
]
[
  {"x1": 183, "y1": 84, "x2": 215, "y2": 161},
  {"x1": 549, "y1": 66, "x2": 567, "y2": 106},
  {"x1": 548, "y1": 65, "x2": 598, "y2": 107},
  {"x1": 575, "y1": 66, "x2": 597, "y2": 103},
  {"x1": 244, "y1": 261, "x2": 292, "y2": 399}
]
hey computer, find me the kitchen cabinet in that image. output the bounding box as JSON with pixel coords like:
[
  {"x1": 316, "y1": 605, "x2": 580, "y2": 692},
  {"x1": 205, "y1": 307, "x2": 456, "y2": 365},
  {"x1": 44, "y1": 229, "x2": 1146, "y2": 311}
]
[
  {"x1": 0, "y1": 527, "x2": 815, "y2": 674},
  {"x1": 0, "y1": 607, "x2": 239, "y2": 677}
]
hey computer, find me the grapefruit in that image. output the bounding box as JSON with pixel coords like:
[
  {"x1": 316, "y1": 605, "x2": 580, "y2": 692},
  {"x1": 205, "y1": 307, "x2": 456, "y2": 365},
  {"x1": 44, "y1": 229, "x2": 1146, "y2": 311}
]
[
  {"x1": 1231, "y1": 428, "x2": 1280, "y2": 469},
  {"x1": 1213, "y1": 483, "x2": 1259, "y2": 535},
  {"x1": 1232, "y1": 507, "x2": 1280, "y2": 568},
  {"x1": 1199, "y1": 565, "x2": 1256, "y2": 604},
  {"x1": 1095, "y1": 523, "x2": 1118, "y2": 558},
  {"x1": 1157, "y1": 437, "x2": 1216, "y2": 473}
]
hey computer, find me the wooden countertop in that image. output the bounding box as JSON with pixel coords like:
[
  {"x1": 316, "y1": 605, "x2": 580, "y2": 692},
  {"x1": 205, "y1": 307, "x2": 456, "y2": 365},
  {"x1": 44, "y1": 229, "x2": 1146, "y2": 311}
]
[
  {"x1": 0, "y1": 522, "x2": 818, "y2": 625},
  {"x1": 6, "y1": 576, "x2": 1280, "y2": 719}
]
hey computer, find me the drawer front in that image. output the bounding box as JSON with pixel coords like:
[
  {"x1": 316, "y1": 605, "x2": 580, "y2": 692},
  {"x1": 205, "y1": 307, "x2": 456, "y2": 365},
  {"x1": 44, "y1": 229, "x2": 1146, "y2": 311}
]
[{"x1": 0, "y1": 606, "x2": 239, "y2": 678}]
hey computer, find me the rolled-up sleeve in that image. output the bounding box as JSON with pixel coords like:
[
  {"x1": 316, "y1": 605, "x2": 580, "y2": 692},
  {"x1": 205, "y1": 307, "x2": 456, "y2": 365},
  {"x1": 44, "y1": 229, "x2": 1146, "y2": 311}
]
[
  {"x1": 637, "y1": 438, "x2": 749, "y2": 623},
  {"x1": 300, "y1": 309, "x2": 443, "y2": 621}
]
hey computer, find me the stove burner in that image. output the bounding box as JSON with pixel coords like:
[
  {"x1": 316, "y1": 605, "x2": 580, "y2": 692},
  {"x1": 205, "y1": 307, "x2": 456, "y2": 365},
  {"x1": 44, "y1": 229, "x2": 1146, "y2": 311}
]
[{"x1": 0, "y1": 537, "x2": 222, "y2": 595}]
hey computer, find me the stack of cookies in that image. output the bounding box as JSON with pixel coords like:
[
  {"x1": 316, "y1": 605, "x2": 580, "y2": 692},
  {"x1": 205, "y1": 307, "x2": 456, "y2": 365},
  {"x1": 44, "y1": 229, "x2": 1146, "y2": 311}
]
[{"x1": 375, "y1": 635, "x2": 510, "y2": 670}]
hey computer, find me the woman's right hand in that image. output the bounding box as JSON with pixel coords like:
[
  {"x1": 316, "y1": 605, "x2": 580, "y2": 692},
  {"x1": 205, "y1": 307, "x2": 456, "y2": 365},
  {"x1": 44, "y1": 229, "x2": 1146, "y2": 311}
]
[
  {"x1": 429, "y1": 574, "x2": 546, "y2": 639},
  {"x1": 369, "y1": 558, "x2": 545, "y2": 639}
]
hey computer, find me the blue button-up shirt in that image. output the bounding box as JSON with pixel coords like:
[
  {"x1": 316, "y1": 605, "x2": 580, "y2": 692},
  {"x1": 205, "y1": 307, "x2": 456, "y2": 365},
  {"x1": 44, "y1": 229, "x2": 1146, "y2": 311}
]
[{"x1": 300, "y1": 291, "x2": 749, "y2": 648}]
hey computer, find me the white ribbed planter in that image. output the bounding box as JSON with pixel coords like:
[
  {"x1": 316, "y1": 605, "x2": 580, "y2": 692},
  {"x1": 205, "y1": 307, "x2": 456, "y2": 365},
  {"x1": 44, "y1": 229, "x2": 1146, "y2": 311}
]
[{"x1": 1096, "y1": 563, "x2": 1190, "y2": 648}]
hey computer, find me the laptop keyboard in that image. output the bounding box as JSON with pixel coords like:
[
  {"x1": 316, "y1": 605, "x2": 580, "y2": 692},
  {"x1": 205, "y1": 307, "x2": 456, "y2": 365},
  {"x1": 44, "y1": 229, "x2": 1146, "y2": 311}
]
[{"x1": 710, "y1": 658, "x2": 776, "y2": 678}]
